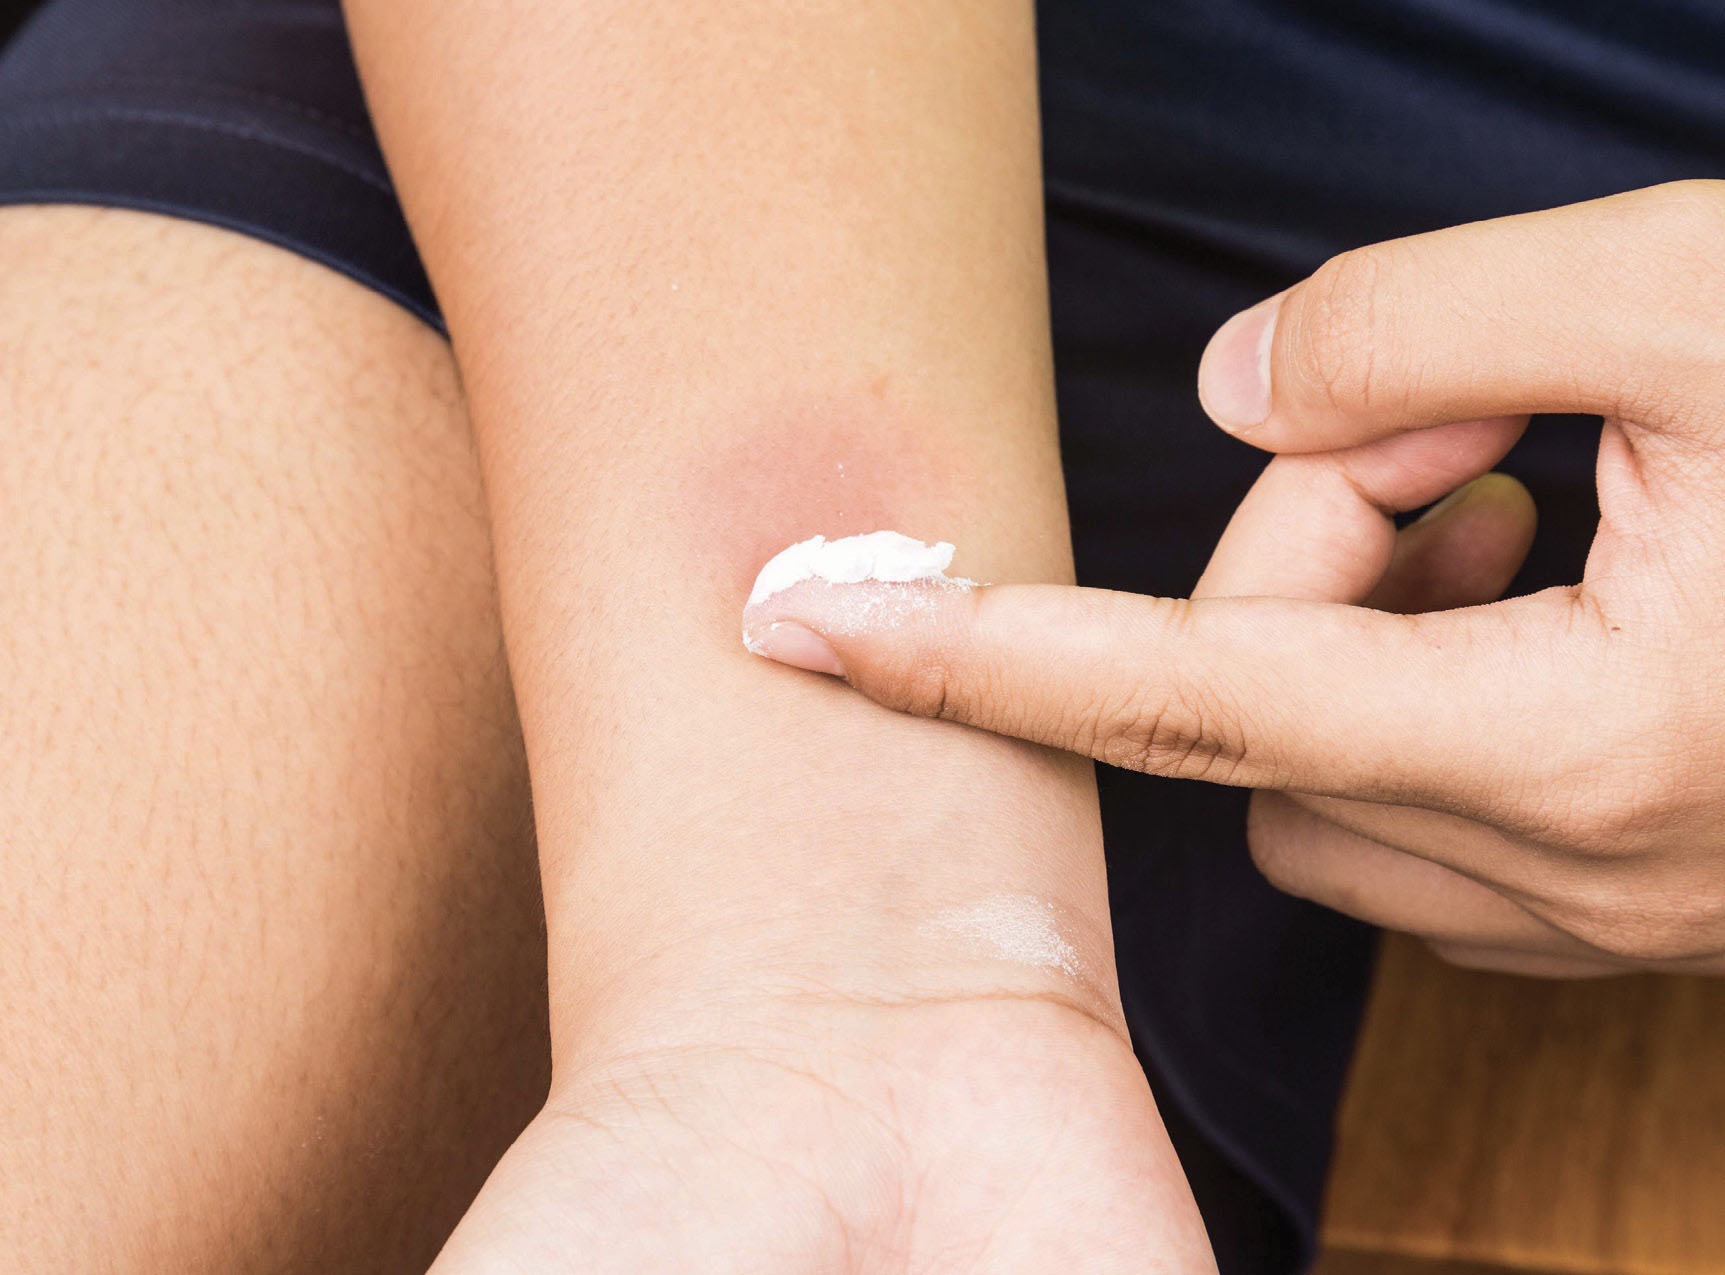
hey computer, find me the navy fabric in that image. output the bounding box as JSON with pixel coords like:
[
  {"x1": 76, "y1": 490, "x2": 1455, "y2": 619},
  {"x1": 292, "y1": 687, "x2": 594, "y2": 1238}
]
[
  {"x1": 2, "y1": 2, "x2": 1722, "y2": 1270},
  {"x1": 0, "y1": 1, "x2": 436, "y2": 323}
]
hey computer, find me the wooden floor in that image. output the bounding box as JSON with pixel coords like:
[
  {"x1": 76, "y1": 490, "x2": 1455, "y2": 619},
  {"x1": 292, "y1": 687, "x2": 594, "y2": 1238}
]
[
  {"x1": 1314, "y1": 1253, "x2": 1548, "y2": 1275},
  {"x1": 1312, "y1": 934, "x2": 1725, "y2": 1275}
]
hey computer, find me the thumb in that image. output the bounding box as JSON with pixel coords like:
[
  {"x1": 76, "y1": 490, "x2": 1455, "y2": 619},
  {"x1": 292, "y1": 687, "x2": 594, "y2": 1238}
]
[{"x1": 741, "y1": 557, "x2": 1578, "y2": 819}]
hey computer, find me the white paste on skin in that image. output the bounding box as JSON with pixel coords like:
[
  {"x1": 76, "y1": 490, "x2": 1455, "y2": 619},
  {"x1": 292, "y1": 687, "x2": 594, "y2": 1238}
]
[
  {"x1": 747, "y1": 530, "x2": 966, "y2": 606},
  {"x1": 742, "y1": 531, "x2": 979, "y2": 653},
  {"x1": 930, "y1": 894, "x2": 1082, "y2": 979}
]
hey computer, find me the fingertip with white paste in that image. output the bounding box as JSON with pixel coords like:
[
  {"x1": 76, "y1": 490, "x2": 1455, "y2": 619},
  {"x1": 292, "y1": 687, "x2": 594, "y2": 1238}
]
[{"x1": 741, "y1": 530, "x2": 978, "y2": 675}]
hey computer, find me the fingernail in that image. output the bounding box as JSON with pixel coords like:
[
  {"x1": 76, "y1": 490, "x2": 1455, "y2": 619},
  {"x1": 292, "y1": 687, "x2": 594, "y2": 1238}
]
[
  {"x1": 1198, "y1": 294, "x2": 1281, "y2": 434},
  {"x1": 743, "y1": 620, "x2": 846, "y2": 677}
]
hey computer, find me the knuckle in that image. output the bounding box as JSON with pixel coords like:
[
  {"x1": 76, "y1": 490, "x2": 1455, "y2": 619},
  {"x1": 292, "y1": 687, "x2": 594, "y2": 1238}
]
[
  {"x1": 1580, "y1": 182, "x2": 1725, "y2": 426},
  {"x1": 1555, "y1": 875, "x2": 1725, "y2": 964},
  {"x1": 1052, "y1": 595, "x2": 1259, "y2": 782},
  {"x1": 1521, "y1": 759, "x2": 1675, "y2": 858},
  {"x1": 1245, "y1": 797, "x2": 1308, "y2": 895},
  {"x1": 1244, "y1": 794, "x2": 1368, "y2": 915},
  {"x1": 1093, "y1": 680, "x2": 1251, "y2": 784},
  {"x1": 1512, "y1": 652, "x2": 1690, "y2": 857},
  {"x1": 1280, "y1": 247, "x2": 1400, "y2": 416},
  {"x1": 1251, "y1": 849, "x2": 1315, "y2": 903},
  {"x1": 1086, "y1": 688, "x2": 1175, "y2": 773},
  {"x1": 1247, "y1": 821, "x2": 1360, "y2": 914}
]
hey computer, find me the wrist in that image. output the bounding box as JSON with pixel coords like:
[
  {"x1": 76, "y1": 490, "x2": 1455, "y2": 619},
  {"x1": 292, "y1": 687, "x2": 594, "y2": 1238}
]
[
  {"x1": 532, "y1": 697, "x2": 1122, "y2": 1066},
  {"x1": 550, "y1": 866, "x2": 1124, "y2": 1067}
]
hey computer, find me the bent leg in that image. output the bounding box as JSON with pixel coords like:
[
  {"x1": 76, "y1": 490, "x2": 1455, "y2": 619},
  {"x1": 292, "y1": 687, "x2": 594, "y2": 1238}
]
[{"x1": 0, "y1": 206, "x2": 548, "y2": 1272}]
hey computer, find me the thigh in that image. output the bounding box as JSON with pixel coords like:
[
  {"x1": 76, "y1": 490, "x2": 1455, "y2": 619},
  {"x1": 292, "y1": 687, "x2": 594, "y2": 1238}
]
[{"x1": 0, "y1": 205, "x2": 548, "y2": 1272}]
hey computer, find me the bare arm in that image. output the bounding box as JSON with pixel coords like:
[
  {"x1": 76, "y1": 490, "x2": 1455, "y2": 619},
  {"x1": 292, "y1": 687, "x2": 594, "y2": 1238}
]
[
  {"x1": 342, "y1": 1, "x2": 1213, "y2": 1265},
  {"x1": 343, "y1": 0, "x2": 1114, "y2": 1046}
]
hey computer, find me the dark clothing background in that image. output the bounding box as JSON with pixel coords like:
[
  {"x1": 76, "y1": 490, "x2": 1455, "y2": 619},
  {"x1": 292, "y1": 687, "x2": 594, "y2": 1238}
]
[
  {"x1": 0, "y1": 3, "x2": 32, "y2": 46},
  {"x1": 3, "y1": 1, "x2": 1718, "y2": 1269}
]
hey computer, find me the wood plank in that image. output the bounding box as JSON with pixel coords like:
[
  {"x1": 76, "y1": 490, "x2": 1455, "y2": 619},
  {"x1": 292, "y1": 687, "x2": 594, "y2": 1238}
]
[
  {"x1": 1320, "y1": 934, "x2": 1725, "y2": 1275},
  {"x1": 1313, "y1": 1247, "x2": 1571, "y2": 1275}
]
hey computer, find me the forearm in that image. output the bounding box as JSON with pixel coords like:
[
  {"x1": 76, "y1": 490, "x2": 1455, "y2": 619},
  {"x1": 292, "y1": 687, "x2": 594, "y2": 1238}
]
[{"x1": 342, "y1": 0, "x2": 1118, "y2": 1053}]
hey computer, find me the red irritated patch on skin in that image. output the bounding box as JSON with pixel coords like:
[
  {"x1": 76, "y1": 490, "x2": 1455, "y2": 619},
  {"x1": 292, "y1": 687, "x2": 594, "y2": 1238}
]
[{"x1": 667, "y1": 386, "x2": 979, "y2": 612}]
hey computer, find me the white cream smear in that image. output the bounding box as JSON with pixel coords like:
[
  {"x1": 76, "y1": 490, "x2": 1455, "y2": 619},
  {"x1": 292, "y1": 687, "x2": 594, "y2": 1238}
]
[
  {"x1": 746, "y1": 530, "x2": 968, "y2": 606},
  {"x1": 742, "y1": 530, "x2": 977, "y2": 651},
  {"x1": 931, "y1": 894, "x2": 1082, "y2": 979}
]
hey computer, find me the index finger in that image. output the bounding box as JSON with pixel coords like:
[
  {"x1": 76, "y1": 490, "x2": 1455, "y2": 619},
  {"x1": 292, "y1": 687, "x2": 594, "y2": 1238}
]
[{"x1": 742, "y1": 566, "x2": 1594, "y2": 824}]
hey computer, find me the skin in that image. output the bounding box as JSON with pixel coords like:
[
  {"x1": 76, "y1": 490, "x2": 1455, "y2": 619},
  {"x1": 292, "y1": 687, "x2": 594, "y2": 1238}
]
[
  {"x1": 338, "y1": 0, "x2": 1217, "y2": 1268},
  {"x1": 748, "y1": 180, "x2": 1725, "y2": 982},
  {"x1": 0, "y1": 206, "x2": 548, "y2": 1270}
]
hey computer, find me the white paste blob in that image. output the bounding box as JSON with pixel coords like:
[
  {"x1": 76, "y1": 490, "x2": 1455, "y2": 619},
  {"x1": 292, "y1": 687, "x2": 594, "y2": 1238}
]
[{"x1": 746, "y1": 531, "x2": 968, "y2": 607}]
